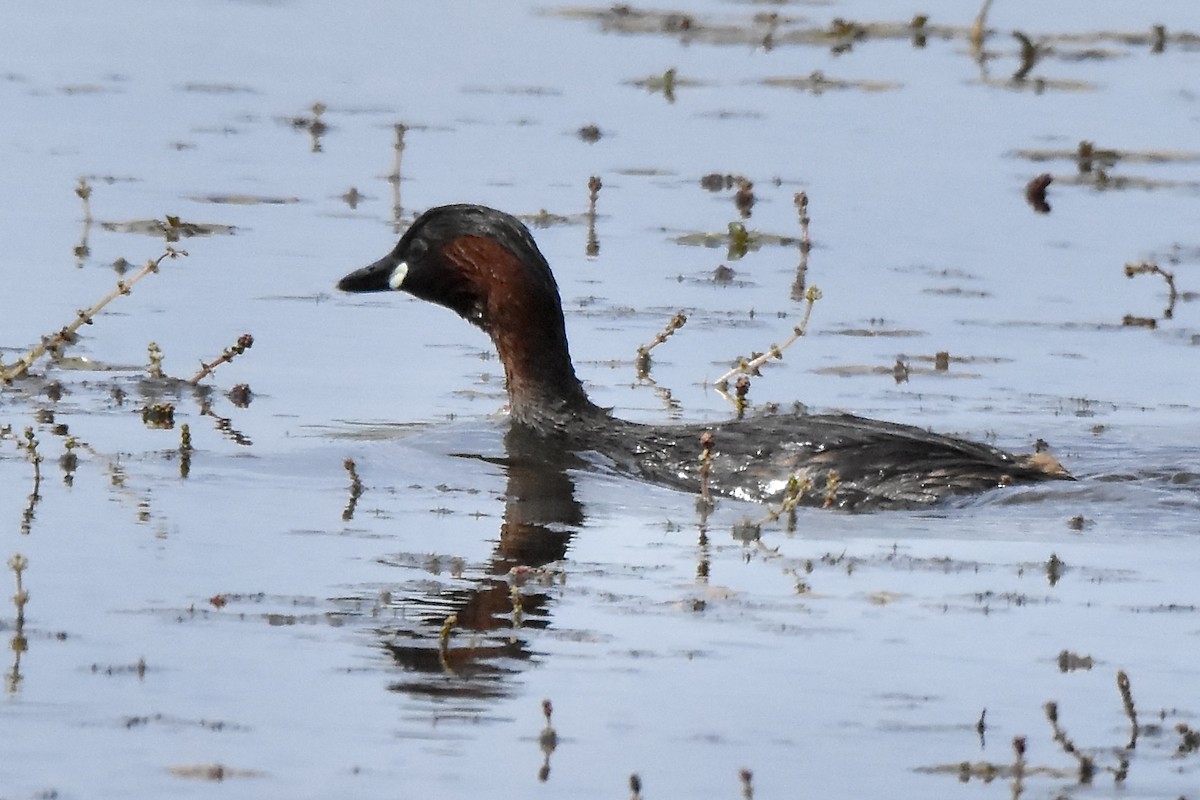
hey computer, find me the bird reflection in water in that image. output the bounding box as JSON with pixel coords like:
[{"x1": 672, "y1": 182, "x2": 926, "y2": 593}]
[{"x1": 378, "y1": 425, "x2": 586, "y2": 705}]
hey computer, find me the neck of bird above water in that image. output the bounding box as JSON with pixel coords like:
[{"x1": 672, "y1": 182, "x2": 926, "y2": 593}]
[{"x1": 489, "y1": 326, "x2": 604, "y2": 430}]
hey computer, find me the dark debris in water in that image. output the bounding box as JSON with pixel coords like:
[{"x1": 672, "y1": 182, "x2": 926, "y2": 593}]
[
  {"x1": 123, "y1": 712, "x2": 249, "y2": 733},
  {"x1": 168, "y1": 763, "x2": 263, "y2": 781},
  {"x1": 674, "y1": 226, "x2": 800, "y2": 253},
  {"x1": 188, "y1": 194, "x2": 300, "y2": 206},
  {"x1": 101, "y1": 218, "x2": 235, "y2": 238},
  {"x1": 813, "y1": 363, "x2": 982, "y2": 380},
  {"x1": 1011, "y1": 141, "x2": 1200, "y2": 191},
  {"x1": 548, "y1": 5, "x2": 1200, "y2": 59},
  {"x1": 758, "y1": 72, "x2": 901, "y2": 94},
  {"x1": 546, "y1": 6, "x2": 966, "y2": 50},
  {"x1": 519, "y1": 209, "x2": 591, "y2": 228}
]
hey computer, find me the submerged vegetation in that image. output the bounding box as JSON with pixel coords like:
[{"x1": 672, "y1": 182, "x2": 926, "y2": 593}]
[{"x1": 1, "y1": 182, "x2": 260, "y2": 538}]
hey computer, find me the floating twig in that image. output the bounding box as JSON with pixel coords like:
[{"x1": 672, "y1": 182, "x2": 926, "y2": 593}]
[
  {"x1": 714, "y1": 285, "x2": 822, "y2": 390},
  {"x1": 342, "y1": 458, "x2": 364, "y2": 521},
  {"x1": 1045, "y1": 701, "x2": 1095, "y2": 784},
  {"x1": 2, "y1": 246, "x2": 185, "y2": 383},
  {"x1": 1117, "y1": 670, "x2": 1138, "y2": 750},
  {"x1": 1124, "y1": 260, "x2": 1178, "y2": 320},
  {"x1": 792, "y1": 192, "x2": 811, "y2": 299},
  {"x1": 971, "y1": 0, "x2": 994, "y2": 59},
  {"x1": 636, "y1": 311, "x2": 687, "y2": 375},
  {"x1": 189, "y1": 334, "x2": 254, "y2": 385}
]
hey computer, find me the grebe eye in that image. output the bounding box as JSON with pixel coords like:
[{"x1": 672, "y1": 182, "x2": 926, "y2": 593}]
[{"x1": 405, "y1": 238, "x2": 428, "y2": 262}]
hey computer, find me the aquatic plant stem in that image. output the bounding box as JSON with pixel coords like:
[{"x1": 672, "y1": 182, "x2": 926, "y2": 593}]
[
  {"x1": 1044, "y1": 701, "x2": 1095, "y2": 783},
  {"x1": 1124, "y1": 260, "x2": 1178, "y2": 319},
  {"x1": 971, "y1": 0, "x2": 994, "y2": 58},
  {"x1": 636, "y1": 311, "x2": 687, "y2": 374},
  {"x1": 1117, "y1": 670, "x2": 1138, "y2": 750},
  {"x1": 7, "y1": 553, "x2": 28, "y2": 693},
  {"x1": 586, "y1": 175, "x2": 602, "y2": 256},
  {"x1": 342, "y1": 458, "x2": 364, "y2": 521},
  {"x1": 713, "y1": 285, "x2": 821, "y2": 390},
  {"x1": 2, "y1": 247, "x2": 185, "y2": 383},
  {"x1": 189, "y1": 334, "x2": 254, "y2": 385}
]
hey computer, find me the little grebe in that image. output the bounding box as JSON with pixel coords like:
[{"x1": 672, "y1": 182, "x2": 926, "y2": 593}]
[{"x1": 338, "y1": 204, "x2": 1071, "y2": 509}]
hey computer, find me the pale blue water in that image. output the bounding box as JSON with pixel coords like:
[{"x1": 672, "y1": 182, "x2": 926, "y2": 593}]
[{"x1": 1, "y1": 2, "x2": 1198, "y2": 798}]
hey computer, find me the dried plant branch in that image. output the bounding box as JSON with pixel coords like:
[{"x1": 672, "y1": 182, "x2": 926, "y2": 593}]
[
  {"x1": 586, "y1": 175, "x2": 602, "y2": 257},
  {"x1": 342, "y1": 458, "x2": 364, "y2": 521},
  {"x1": 7, "y1": 553, "x2": 29, "y2": 692},
  {"x1": 189, "y1": 334, "x2": 254, "y2": 385},
  {"x1": 792, "y1": 191, "x2": 812, "y2": 300},
  {"x1": 2, "y1": 247, "x2": 186, "y2": 383},
  {"x1": 971, "y1": 0, "x2": 994, "y2": 58},
  {"x1": 1124, "y1": 260, "x2": 1178, "y2": 319},
  {"x1": 713, "y1": 285, "x2": 821, "y2": 390},
  {"x1": 1117, "y1": 670, "x2": 1138, "y2": 751},
  {"x1": 636, "y1": 311, "x2": 687, "y2": 374},
  {"x1": 1044, "y1": 701, "x2": 1095, "y2": 784},
  {"x1": 18, "y1": 429, "x2": 43, "y2": 536}
]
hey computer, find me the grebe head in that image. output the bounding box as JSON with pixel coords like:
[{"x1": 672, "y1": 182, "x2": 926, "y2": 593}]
[{"x1": 337, "y1": 204, "x2": 597, "y2": 427}]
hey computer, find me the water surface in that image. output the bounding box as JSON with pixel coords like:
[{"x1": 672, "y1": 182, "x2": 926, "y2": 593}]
[{"x1": 1, "y1": 1, "x2": 1198, "y2": 798}]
